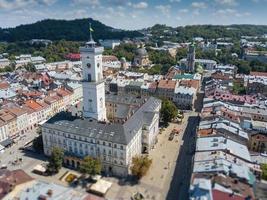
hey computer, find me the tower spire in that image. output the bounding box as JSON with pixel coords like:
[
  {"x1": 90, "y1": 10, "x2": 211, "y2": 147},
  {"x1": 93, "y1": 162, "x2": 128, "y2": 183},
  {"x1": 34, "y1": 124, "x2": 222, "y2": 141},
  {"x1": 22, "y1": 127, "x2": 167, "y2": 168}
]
[
  {"x1": 89, "y1": 22, "x2": 93, "y2": 42},
  {"x1": 86, "y1": 22, "x2": 96, "y2": 47}
]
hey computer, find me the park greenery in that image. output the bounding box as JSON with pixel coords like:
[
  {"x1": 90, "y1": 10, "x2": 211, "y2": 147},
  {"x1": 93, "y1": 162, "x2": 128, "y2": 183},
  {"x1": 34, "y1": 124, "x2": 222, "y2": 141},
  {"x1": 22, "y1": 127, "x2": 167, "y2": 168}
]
[
  {"x1": 131, "y1": 155, "x2": 152, "y2": 179},
  {"x1": 79, "y1": 156, "x2": 101, "y2": 177},
  {"x1": 47, "y1": 147, "x2": 64, "y2": 174},
  {"x1": 232, "y1": 82, "x2": 246, "y2": 95},
  {"x1": 261, "y1": 164, "x2": 267, "y2": 180},
  {"x1": 160, "y1": 99, "x2": 178, "y2": 126}
]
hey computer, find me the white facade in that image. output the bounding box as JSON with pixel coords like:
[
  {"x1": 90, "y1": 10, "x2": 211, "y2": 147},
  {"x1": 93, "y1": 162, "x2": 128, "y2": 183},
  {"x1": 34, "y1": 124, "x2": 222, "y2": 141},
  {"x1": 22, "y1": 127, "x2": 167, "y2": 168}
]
[
  {"x1": 42, "y1": 125, "x2": 142, "y2": 176},
  {"x1": 80, "y1": 40, "x2": 106, "y2": 121}
]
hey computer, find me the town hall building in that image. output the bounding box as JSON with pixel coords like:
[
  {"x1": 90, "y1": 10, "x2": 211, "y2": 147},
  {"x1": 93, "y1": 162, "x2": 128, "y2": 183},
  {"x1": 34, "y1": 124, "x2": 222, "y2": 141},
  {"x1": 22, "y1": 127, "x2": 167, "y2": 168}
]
[{"x1": 42, "y1": 30, "x2": 161, "y2": 176}]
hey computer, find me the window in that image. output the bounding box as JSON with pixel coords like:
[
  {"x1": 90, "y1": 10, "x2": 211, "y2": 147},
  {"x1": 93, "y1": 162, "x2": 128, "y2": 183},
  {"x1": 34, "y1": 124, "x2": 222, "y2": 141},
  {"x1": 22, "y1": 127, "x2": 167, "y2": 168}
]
[
  {"x1": 120, "y1": 145, "x2": 123, "y2": 150},
  {"x1": 109, "y1": 143, "x2": 111, "y2": 147},
  {"x1": 88, "y1": 74, "x2": 91, "y2": 82},
  {"x1": 103, "y1": 141, "x2": 105, "y2": 146},
  {"x1": 88, "y1": 99, "x2": 93, "y2": 112},
  {"x1": 97, "y1": 63, "x2": 100, "y2": 68},
  {"x1": 87, "y1": 63, "x2": 91, "y2": 68}
]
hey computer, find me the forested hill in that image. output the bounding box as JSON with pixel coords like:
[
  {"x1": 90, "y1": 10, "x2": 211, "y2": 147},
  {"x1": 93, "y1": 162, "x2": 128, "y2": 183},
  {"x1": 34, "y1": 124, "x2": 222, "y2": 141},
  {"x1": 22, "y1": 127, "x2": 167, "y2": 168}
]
[
  {"x1": 148, "y1": 24, "x2": 267, "y2": 42},
  {"x1": 0, "y1": 18, "x2": 143, "y2": 42}
]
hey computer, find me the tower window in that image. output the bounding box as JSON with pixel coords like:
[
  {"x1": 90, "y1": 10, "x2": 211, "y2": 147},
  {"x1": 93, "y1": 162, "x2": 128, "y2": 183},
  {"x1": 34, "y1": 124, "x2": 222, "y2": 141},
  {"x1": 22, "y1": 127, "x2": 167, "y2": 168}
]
[
  {"x1": 97, "y1": 63, "x2": 100, "y2": 68},
  {"x1": 87, "y1": 63, "x2": 91, "y2": 68},
  {"x1": 88, "y1": 74, "x2": 91, "y2": 82}
]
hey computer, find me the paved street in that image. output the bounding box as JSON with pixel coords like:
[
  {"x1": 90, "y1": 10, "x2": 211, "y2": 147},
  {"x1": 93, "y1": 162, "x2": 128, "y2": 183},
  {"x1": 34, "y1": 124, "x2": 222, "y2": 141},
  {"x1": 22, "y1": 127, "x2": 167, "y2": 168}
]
[
  {"x1": 0, "y1": 128, "x2": 45, "y2": 171},
  {"x1": 105, "y1": 112, "x2": 199, "y2": 200},
  {"x1": 166, "y1": 115, "x2": 199, "y2": 200}
]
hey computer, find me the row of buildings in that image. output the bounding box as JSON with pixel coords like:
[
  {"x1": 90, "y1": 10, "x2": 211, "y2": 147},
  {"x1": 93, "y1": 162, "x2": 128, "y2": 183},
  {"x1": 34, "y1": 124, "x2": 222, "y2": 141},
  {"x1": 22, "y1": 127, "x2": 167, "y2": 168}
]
[
  {"x1": 0, "y1": 71, "x2": 83, "y2": 150},
  {"x1": 189, "y1": 67, "x2": 267, "y2": 199}
]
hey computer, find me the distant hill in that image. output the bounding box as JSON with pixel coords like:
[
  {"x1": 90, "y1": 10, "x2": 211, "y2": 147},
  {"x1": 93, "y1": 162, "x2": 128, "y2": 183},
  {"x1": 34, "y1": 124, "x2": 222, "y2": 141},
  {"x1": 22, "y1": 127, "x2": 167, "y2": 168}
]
[
  {"x1": 147, "y1": 24, "x2": 267, "y2": 42},
  {"x1": 0, "y1": 18, "x2": 143, "y2": 42}
]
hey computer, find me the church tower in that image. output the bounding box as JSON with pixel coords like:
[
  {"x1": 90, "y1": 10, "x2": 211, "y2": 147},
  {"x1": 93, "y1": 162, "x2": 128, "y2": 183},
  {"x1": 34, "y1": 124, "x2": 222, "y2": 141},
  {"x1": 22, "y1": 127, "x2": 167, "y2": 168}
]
[
  {"x1": 80, "y1": 24, "x2": 106, "y2": 121},
  {"x1": 187, "y1": 43, "x2": 196, "y2": 72}
]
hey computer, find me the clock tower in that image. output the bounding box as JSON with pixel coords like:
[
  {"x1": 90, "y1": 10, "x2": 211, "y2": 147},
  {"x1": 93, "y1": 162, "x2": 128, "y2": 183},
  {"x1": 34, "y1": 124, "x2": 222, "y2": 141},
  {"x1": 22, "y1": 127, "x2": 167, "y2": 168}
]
[{"x1": 80, "y1": 24, "x2": 106, "y2": 121}]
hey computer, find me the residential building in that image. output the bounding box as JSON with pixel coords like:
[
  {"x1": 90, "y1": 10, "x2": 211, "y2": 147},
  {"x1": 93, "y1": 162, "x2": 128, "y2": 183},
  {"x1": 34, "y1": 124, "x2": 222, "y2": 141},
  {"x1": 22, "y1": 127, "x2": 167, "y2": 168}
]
[
  {"x1": 99, "y1": 39, "x2": 121, "y2": 49},
  {"x1": 250, "y1": 133, "x2": 267, "y2": 153}
]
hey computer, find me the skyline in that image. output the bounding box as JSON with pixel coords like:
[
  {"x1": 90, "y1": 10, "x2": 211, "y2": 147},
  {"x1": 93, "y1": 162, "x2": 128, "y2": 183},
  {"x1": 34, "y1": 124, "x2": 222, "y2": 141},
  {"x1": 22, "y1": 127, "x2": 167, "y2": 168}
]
[{"x1": 0, "y1": 0, "x2": 267, "y2": 30}]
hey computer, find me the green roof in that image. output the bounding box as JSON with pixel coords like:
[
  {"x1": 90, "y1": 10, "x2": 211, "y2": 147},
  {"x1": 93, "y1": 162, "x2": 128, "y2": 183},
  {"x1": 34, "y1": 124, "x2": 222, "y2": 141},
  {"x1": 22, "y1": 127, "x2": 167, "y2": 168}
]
[{"x1": 173, "y1": 74, "x2": 194, "y2": 80}]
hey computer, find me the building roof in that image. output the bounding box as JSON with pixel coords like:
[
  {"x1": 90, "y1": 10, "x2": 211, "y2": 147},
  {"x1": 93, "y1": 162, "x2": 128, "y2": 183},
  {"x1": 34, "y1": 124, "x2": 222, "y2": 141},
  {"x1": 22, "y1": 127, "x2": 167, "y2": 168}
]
[
  {"x1": 250, "y1": 71, "x2": 267, "y2": 77},
  {"x1": 196, "y1": 136, "x2": 251, "y2": 162},
  {"x1": 0, "y1": 169, "x2": 34, "y2": 199},
  {"x1": 173, "y1": 73, "x2": 194, "y2": 80},
  {"x1": 157, "y1": 80, "x2": 177, "y2": 90},
  {"x1": 0, "y1": 82, "x2": 9, "y2": 90},
  {"x1": 212, "y1": 189, "x2": 246, "y2": 200},
  {"x1": 15, "y1": 180, "x2": 92, "y2": 200},
  {"x1": 25, "y1": 100, "x2": 43, "y2": 111},
  {"x1": 179, "y1": 79, "x2": 199, "y2": 89},
  {"x1": 44, "y1": 97, "x2": 161, "y2": 145}
]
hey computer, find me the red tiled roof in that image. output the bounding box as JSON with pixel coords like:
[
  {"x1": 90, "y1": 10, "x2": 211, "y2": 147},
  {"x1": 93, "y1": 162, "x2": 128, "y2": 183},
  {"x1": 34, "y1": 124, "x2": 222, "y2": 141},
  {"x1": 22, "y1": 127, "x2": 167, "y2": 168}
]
[
  {"x1": 179, "y1": 80, "x2": 199, "y2": 90},
  {"x1": 212, "y1": 189, "x2": 245, "y2": 200},
  {"x1": 25, "y1": 100, "x2": 43, "y2": 111},
  {"x1": 250, "y1": 71, "x2": 267, "y2": 77},
  {"x1": 0, "y1": 81, "x2": 9, "y2": 90},
  {"x1": 158, "y1": 80, "x2": 177, "y2": 90}
]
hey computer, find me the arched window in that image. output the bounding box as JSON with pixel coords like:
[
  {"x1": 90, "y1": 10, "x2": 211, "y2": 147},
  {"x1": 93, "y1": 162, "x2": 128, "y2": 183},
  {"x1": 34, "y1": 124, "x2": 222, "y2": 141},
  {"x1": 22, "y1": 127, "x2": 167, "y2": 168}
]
[{"x1": 97, "y1": 63, "x2": 100, "y2": 68}]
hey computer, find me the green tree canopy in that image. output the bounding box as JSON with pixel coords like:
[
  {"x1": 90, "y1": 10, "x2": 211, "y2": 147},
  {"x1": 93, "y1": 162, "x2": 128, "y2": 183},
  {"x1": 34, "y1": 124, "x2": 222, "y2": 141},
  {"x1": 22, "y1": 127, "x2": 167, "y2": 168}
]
[
  {"x1": 79, "y1": 156, "x2": 101, "y2": 176},
  {"x1": 47, "y1": 147, "x2": 64, "y2": 174},
  {"x1": 160, "y1": 99, "x2": 178, "y2": 126}
]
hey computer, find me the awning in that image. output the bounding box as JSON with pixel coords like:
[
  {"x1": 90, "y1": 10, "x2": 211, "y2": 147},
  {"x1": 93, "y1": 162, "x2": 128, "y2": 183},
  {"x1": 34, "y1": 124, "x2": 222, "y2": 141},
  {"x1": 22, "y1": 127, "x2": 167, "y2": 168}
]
[{"x1": 0, "y1": 138, "x2": 13, "y2": 147}]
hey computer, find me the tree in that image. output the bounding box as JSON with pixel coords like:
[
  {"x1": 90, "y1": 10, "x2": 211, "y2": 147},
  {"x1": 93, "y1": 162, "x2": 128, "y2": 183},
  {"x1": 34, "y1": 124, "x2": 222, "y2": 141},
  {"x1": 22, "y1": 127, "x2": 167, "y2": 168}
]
[
  {"x1": 160, "y1": 99, "x2": 178, "y2": 126},
  {"x1": 79, "y1": 156, "x2": 101, "y2": 177},
  {"x1": 131, "y1": 155, "x2": 152, "y2": 179},
  {"x1": 47, "y1": 147, "x2": 64, "y2": 174},
  {"x1": 261, "y1": 164, "x2": 267, "y2": 180},
  {"x1": 32, "y1": 134, "x2": 43, "y2": 153}
]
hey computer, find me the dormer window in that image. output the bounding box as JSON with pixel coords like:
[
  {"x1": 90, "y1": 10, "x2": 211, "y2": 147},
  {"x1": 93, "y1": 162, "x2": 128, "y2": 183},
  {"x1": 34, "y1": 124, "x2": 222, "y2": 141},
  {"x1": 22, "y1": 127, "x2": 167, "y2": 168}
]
[{"x1": 87, "y1": 63, "x2": 91, "y2": 68}]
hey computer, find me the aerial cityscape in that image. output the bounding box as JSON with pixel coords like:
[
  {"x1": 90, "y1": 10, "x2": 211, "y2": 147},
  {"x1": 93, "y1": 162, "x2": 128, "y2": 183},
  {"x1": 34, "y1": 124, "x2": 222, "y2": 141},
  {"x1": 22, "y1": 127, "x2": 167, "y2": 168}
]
[{"x1": 0, "y1": 0, "x2": 267, "y2": 200}]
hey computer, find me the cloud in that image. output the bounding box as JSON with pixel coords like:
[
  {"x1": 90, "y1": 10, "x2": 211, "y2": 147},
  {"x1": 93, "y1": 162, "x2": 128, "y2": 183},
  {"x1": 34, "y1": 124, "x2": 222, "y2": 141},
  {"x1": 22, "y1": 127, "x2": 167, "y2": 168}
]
[
  {"x1": 0, "y1": 0, "x2": 57, "y2": 10},
  {"x1": 72, "y1": 0, "x2": 100, "y2": 6},
  {"x1": 131, "y1": 2, "x2": 148, "y2": 9},
  {"x1": 191, "y1": 2, "x2": 206, "y2": 9},
  {"x1": 169, "y1": 0, "x2": 181, "y2": 2},
  {"x1": 155, "y1": 5, "x2": 171, "y2": 16},
  {"x1": 215, "y1": 0, "x2": 238, "y2": 6},
  {"x1": 215, "y1": 8, "x2": 251, "y2": 18},
  {"x1": 179, "y1": 8, "x2": 188, "y2": 13}
]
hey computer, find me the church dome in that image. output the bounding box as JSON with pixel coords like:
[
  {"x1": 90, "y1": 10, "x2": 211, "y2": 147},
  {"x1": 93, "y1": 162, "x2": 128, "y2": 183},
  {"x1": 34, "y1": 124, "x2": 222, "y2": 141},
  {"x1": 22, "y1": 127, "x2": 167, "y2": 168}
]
[{"x1": 136, "y1": 48, "x2": 148, "y2": 57}]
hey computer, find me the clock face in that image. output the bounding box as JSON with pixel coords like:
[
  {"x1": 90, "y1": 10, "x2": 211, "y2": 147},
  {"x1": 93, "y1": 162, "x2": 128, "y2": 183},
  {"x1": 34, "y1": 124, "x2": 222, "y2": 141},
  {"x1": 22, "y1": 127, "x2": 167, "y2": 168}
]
[{"x1": 87, "y1": 63, "x2": 91, "y2": 68}]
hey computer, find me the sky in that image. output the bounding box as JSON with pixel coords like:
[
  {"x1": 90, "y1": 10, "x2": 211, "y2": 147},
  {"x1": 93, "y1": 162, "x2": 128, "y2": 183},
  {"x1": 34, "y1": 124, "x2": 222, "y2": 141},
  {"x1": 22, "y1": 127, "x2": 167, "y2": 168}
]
[{"x1": 0, "y1": 0, "x2": 267, "y2": 30}]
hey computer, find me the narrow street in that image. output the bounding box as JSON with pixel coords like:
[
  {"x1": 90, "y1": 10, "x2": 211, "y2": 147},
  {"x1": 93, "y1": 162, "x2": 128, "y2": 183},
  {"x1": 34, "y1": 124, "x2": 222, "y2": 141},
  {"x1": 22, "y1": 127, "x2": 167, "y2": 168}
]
[{"x1": 166, "y1": 115, "x2": 199, "y2": 200}]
